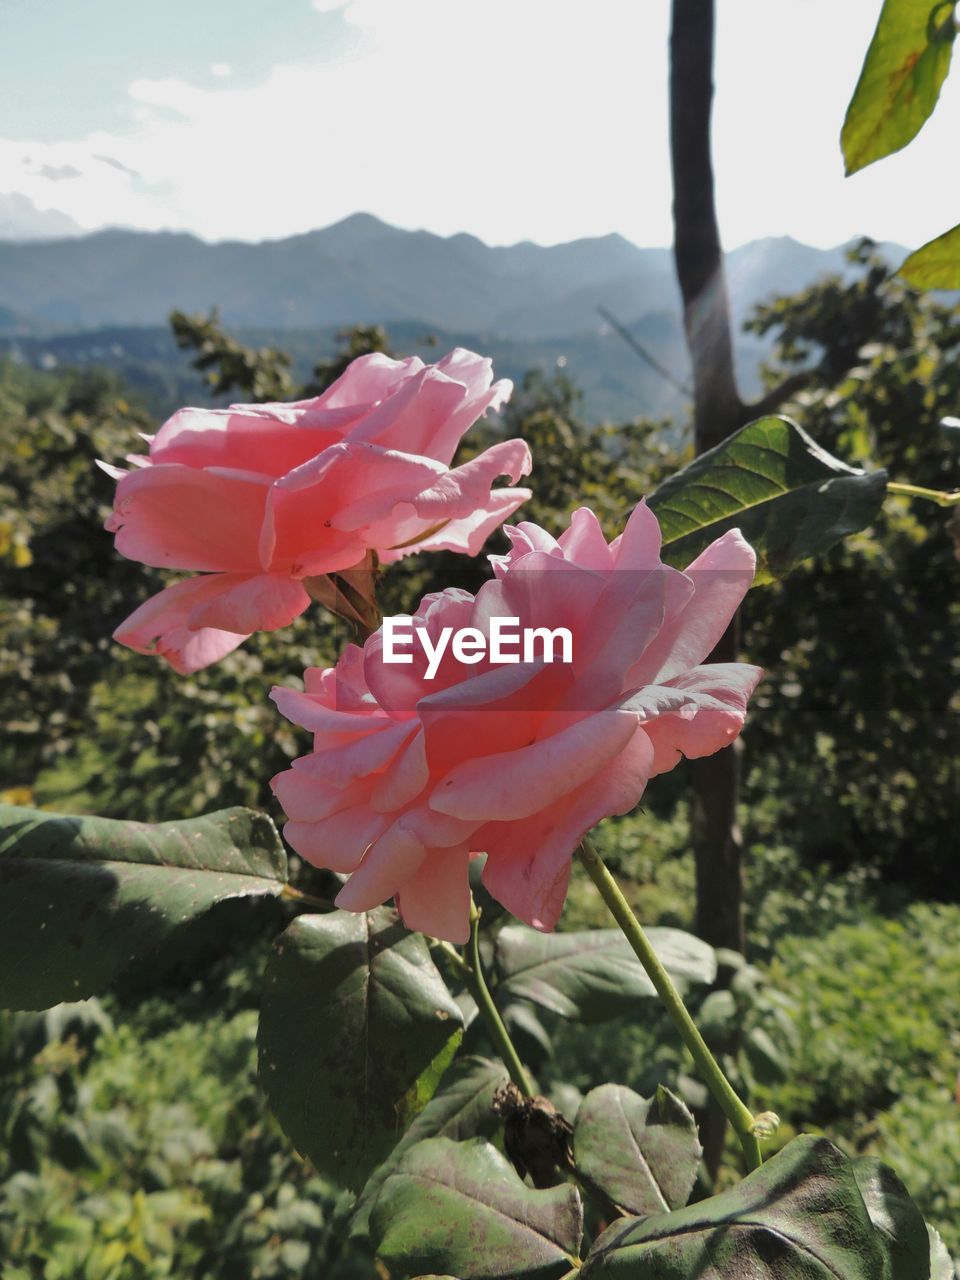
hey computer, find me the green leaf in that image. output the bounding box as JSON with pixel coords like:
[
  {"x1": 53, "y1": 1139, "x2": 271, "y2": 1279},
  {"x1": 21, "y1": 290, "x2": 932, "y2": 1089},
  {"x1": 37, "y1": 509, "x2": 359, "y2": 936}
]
[
  {"x1": 0, "y1": 803, "x2": 286, "y2": 1011},
  {"x1": 257, "y1": 909, "x2": 463, "y2": 1193},
  {"x1": 647, "y1": 415, "x2": 888, "y2": 583},
  {"x1": 841, "y1": 0, "x2": 957, "y2": 175},
  {"x1": 900, "y1": 220, "x2": 960, "y2": 289},
  {"x1": 574, "y1": 1084, "x2": 701, "y2": 1217},
  {"x1": 495, "y1": 924, "x2": 716, "y2": 1022},
  {"x1": 852, "y1": 1156, "x2": 930, "y2": 1280},
  {"x1": 581, "y1": 1135, "x2": 888, "y2": 1278},
  {"x1": 352, "y1": 1055, "x2": 509, "y2": 1236},
  {"x1": 370, "y1": 1136, "x2": 583, "y2": 1280},
  {"x1": 695, "y1": 988, "x2": 738, "y2": 1041},
  {"x1": 743, "y1": 1025, "x2": 789, "y2": 1084},
  {"x1": 501, "y1": 1001, "x2": 554, "y2": 1063}
]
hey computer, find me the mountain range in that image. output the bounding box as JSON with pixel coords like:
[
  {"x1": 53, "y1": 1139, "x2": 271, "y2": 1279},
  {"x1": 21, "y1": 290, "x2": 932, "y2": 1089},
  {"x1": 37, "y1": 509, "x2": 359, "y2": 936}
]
[{"x1": 0, "y1": 212, "x2": 899, "y2": 420}]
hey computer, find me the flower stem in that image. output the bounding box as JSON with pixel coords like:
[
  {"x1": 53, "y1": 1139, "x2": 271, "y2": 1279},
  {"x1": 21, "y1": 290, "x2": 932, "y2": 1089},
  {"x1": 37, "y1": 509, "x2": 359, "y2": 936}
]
[
  {"x1": 886, "y1": 481, "x2": 960, "y2": 508},
  {"x1": 464, "y1": 899, "x2": 535, "y2": 1097},
  {"x1": 280, "y1": 884, "x2": 336, "y2": 912},
  {"x1": 576, "y1": 835, "x2": 763, "y2": 1172}
]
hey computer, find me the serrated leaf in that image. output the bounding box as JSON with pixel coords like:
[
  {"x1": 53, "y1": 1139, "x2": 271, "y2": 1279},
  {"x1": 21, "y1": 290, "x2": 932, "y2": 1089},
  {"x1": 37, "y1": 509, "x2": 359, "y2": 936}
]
[
  {"x1": 900, "y1": 220, "x2": 960, "y2": 289},
  {"x1": 574, "y1": 1084, "x2": 701, "y2": 1217},
  {"x1": 647, "y1": 416, "x2": 887, "y2": 583},
  {"x1": 852, "y1": 1156, "x2": 930, "y2": 1280},
  {"x1": 841, "y1": 0, "x2": 957, "y2": 175},
  {"x1": 495, "y1": 925, "x2": 716, "y2": 1022},
  {"x1": 352, "y1": 1055, "x2": 509, "y2": 1237},
  {"x1": 258, "y1": 909, "x2": 463, "y2": 1193},
  {"x1": 0, "y1": 803, "x2": 286, "y2": 1010},
  {"x1": 581, "y1": 1135, "x2": 887, "y2": 1278},
  {"x1": 370, "y1": 1136, "x2": 583, "y2": 1280}
]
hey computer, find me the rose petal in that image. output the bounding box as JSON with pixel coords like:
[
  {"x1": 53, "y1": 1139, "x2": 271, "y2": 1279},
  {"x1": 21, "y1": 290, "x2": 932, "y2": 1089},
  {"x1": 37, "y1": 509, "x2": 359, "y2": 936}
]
[
  {"x1": 334, "y1": 822, "x2": 427, "y2": 912},
  {"x1": 644, "y1": 662, "x2": 764, "y2": 774},
  {"x1": 429, "y1": 706, "x2": 639, "y2": 822},
  {"x1": 479, "y1": 727, "x2": 655, "y2": 930},
  {"x1": 634, "y1": 530, "x2": 757, "y2": 683},
  {"x1": 190, "y1": 573, "x2": 310, "y2": 634},
  {"x1": 108, "y1": 464, "x2": 269, "y2": 573},
  {"x1": 395, "y1": 845, "x2": 473, "y2": 944},
  {"x1": 377, "y1": 487, "x2": 532, "y2": 562},
  {"x1": 283, "y1": 807, "x2": 389, "y2": 874},
  {"x1": 113, "y1": 574, "x2": 253, "y2": 672}
]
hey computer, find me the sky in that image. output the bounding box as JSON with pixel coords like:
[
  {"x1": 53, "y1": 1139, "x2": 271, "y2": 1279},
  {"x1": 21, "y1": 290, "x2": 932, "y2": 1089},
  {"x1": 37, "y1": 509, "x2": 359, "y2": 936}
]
[{"x1": 1, "y1": 0, "x2": 958, "y2": 251}]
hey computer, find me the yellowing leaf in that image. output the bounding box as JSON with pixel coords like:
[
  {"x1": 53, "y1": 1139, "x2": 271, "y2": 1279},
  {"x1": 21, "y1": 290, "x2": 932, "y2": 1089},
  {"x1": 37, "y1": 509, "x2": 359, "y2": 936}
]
[
  {"x1": 842, "y1": 0, "x2": 957, "y2": 175},
  {"x1": 899, "y1": 220, "x2": 960, "y2": 288}
]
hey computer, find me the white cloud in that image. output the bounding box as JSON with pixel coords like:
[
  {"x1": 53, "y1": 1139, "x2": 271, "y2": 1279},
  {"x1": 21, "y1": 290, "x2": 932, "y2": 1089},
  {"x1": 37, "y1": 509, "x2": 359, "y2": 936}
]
[
  {"x1": 0, "y1": 0, "x2": 957, "y2": 250},
  {"x1": 0, "y1": 0, "x2": 670, "y2": 245},
  {"x1": 210, "y1": 62, "x2": 233, "y2": 78}
]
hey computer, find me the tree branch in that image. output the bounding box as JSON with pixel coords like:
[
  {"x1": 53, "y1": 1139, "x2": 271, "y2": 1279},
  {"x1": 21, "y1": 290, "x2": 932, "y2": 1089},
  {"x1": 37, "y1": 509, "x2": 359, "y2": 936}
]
[{"x1": 747, "y1": 369, "x2": 818, "y2": 418}]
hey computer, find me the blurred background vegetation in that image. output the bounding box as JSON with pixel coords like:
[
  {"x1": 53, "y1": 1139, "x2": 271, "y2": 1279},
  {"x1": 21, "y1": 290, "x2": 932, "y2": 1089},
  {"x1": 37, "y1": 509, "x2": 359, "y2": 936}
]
[{"x1": 2, "y1": 245, "x2": 959, "y2": 1276}]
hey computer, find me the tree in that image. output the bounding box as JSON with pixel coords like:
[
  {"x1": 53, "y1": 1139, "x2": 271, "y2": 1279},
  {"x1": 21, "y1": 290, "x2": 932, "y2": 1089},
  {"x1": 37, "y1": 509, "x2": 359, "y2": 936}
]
[{"x1": 666, "y1": 0, "x2": 876, "y2": 1173}]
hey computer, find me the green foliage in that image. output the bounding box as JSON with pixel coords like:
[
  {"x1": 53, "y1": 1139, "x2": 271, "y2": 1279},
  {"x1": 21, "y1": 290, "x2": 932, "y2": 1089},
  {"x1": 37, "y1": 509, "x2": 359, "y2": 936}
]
[
  {"x1": 647, "y1": 414, "x2": 888, "y2": 581},
  {"x1": 496, "y1": 369, "x2": 681, "y2": 538},
  {"x1": 0, "y1": 962, "x2": 374, "y2": 1279},
  {"x1": 766, "y1": 903, "x2": 960, "y2": 1130},
  {"x1": 170, "y1": 308, "x2": 296, "y2": 402},
  {"x1": 257, "y1": 910, "x2": 464, "y2": 1192},
  {"x1": 764, "y1": 903, "x2": 960, "y2": 1252},
  {"x1": 841, "y1": 0, "x2": 957, "y2": 175},
  {"x1": 743, "y1": 242, "x2": 960, "y2": 885},
  {"x1": 0, "y1": 803, "x2": 287, "y2": 1009}
]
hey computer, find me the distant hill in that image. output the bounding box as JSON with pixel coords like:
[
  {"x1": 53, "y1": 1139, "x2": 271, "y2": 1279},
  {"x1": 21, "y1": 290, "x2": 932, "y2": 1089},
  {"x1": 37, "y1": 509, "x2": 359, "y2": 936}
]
[
  {"x1": 0, "y1": 212, "x2": 894, "y2": 337},
  {"x1": 0, "y1": 214, "x2": 906, "y2": 421}
]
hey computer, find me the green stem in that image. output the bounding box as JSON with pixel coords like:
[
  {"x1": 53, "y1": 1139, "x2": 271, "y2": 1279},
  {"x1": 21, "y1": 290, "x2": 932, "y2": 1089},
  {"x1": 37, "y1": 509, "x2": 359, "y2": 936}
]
[
  {"x1": 430, "y1": 937, "x2": 470, "y2": 980},
  {"x1": 464, "y1": 900, "x2": 535, "y2": 1097},
  {"x1": 280, "y1": 884, "x2": 336, "y2": 912},
  {"x1": 886, "y1": 481, "x2": 960, "y2": 508},
  {"x1": 577, "y1": 836, "x2": 763, "y2": 1172}
]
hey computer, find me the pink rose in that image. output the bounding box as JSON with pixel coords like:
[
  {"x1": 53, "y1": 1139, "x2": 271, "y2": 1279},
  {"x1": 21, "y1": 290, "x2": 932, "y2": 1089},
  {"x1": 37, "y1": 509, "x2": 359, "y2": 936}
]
[
  {"x1": 270, "y1": 503, "x2": 762, "y2": 943},
  {"x1": 102, "y1": 349, "x2": 529, "y2": 672}
]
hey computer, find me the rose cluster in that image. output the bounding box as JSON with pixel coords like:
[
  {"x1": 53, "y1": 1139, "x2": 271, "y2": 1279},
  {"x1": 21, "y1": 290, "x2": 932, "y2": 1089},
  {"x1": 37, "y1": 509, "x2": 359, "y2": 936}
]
[{"x1": 104, "y1": 348, "x2": 760, "y2": 941}]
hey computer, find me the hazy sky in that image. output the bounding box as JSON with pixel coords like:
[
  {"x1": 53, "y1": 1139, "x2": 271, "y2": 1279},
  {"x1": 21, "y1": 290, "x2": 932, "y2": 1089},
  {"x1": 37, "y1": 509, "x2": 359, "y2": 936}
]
[{"x1": 2, "y1": 0, "x2": 957, "y2": 250}]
